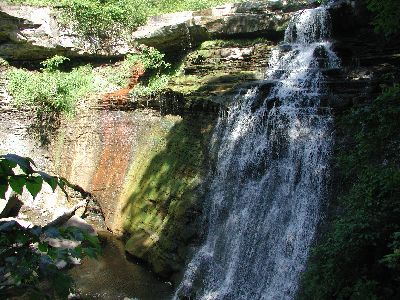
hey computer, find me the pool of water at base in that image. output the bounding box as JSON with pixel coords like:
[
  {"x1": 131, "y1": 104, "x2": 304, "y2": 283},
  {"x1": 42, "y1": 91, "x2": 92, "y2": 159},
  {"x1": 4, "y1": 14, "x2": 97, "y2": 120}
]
[{"x1": 69, "y1": 231, "x2": 173, "y2": 300}]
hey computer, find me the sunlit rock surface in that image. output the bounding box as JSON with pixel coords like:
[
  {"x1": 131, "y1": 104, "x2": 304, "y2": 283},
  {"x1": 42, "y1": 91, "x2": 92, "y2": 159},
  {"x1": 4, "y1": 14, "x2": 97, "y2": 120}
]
[
  {"x1": 133, "y1": 0, "x2": 312, "y2": 53},
  {"x1": 0, "y1": 0, "x2": 311, "y2": 60},
  {"x1": 0, "y1": 3, "x2": 134, "y2": 61}
]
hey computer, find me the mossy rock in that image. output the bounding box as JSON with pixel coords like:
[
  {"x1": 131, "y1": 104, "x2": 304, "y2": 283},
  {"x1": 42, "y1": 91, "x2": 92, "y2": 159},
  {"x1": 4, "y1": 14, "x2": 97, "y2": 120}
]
[{"x1": 120, "y1": 114, "x2": 214, "y2": 279}]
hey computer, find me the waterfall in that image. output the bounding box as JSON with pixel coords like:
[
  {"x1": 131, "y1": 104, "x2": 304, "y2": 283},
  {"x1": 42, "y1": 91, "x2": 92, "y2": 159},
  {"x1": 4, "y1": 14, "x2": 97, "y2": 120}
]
[{"x1": 175, "y1": 5, "x2": 340, "y2": 300}]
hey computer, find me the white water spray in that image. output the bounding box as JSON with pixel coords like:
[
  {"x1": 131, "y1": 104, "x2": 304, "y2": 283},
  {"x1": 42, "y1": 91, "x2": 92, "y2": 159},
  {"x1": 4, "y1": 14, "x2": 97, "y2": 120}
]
[{"x1": 175, "y1": 6, "x2": 340, "y2": 300}]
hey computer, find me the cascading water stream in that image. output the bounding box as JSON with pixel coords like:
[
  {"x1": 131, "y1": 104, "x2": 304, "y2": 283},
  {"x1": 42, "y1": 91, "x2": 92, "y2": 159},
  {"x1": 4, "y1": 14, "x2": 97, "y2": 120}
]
[{"x1": 175, "y1": 5, "x2": 340, "y2": 300}]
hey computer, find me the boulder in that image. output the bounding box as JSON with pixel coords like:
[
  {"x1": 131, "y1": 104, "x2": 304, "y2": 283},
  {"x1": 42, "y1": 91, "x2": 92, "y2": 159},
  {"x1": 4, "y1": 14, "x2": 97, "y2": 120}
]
[{"x1": 63, "y1": 215, "x2": 97, "y2": 236}]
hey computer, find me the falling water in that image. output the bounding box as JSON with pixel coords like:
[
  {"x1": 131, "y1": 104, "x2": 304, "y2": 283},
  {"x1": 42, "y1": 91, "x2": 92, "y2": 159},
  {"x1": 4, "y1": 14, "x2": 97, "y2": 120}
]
[{"x1": 175, "y1": 5, "x2": 339, "y2": 300}]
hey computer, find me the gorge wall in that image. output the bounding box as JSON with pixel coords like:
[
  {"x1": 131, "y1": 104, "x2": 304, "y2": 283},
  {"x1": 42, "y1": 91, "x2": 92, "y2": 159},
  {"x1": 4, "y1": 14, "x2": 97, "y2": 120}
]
[{"x1": 1, "y1": 0, "x2": 399, "y2": 283}]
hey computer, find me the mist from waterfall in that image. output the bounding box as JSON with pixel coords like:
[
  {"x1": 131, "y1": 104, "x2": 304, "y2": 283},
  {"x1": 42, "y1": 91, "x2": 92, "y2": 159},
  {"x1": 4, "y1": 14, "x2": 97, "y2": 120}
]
[{"x1": 175, "y1": 5, "x2": 340, "y2": 300}]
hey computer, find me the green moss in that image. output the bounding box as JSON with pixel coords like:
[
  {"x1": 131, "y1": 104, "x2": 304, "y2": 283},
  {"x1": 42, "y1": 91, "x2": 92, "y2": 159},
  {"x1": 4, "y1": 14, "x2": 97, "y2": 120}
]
[
  {"x1": 169, "y1": 71, "x2": 257, "y2": 95},
  {"x1": 120, "y1": 114, "x2": 214, "y2": 277},
  {"x1": 199, "y1": 38, "x2": 270, "y2": 49}
]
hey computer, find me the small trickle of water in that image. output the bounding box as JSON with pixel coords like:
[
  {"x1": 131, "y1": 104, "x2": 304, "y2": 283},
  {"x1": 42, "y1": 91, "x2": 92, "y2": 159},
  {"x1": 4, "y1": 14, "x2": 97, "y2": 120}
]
[{"x1": 175, "y1": 5, "x2": 339, "y2": 300}]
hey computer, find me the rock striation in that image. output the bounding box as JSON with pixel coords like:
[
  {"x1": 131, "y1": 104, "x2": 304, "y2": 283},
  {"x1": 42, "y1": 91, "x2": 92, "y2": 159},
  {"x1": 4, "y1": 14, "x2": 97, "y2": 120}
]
[
  {"x1": 0, "y1": 1, "x2": 312, "y2": 61},
  {"x1": 133, "y1": 0, "x2": 312, "y2": 53}
]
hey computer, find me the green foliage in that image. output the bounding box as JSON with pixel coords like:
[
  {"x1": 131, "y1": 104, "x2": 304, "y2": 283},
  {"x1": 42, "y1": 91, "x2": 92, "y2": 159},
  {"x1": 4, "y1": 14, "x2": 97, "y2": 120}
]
[
  {"x1": 366, "y1": 0, "x2": 400, "y2": 36},
  {"x1": 132, "y1": 74, "x2": 170, "y2": 98},
  {"x1": 6, "y1": 56, "x2": 94, "y2": 117},
  {"x1": 0, "y1": 221, "x2": 101, "y2": 299},
  {"x1": 41, "y1": 55, "x2": 70, "y2": 73},
  {"x1": 128, "y1": 46, "x2": 171, "y2": 72},
  {"x1": 299, "y1": 85, "x2": 400, "y2": 299},
  {"x1": 0, "y1": 57, "x2": 9, "y2": 67},
  {"x1": 0, "y1": 154, "x2": 73, "y2": 199},
  {"x1": 99, "y1": 46, "x2": 172, "y2": 97},
  {"x1": 60, "y1": 0, "x2": 147, "y2": 37},
  {"x1": 0, "y1": 154, "x2": 102, "y2": 299},
  {"x1": 102, "y1": 46, "x2": 170, "y2": 88}
]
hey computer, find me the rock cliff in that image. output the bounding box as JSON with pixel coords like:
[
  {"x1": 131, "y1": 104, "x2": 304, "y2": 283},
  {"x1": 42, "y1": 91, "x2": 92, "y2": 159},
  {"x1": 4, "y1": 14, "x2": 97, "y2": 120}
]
[{"x1": 1, "y1": 0, "x2": 399, "y2": 280}]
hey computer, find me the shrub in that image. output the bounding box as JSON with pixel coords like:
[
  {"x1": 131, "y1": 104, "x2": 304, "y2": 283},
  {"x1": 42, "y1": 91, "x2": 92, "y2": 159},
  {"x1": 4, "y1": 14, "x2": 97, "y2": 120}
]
[
  {"x1": 40, "y1": 55, "x2": 70, "y2": 73},
  {"x1": 131, "y1": 74, "x2": 170, "y2": 98},
  {"x1": 299, "y1": 85, "x2": 400, "y2": 299},
  {"x1": 7, "y1": 57, "x2": 94, "y2": 117},
  {"x1": 0, "y1": 154, "x2": 102, "y2": 299},
  {"x1": 101, "y1": 46, "x2": 170, "y2": 88},
  {"x1": 366, "y1": 0, "x2": 400, "y2": 36}
]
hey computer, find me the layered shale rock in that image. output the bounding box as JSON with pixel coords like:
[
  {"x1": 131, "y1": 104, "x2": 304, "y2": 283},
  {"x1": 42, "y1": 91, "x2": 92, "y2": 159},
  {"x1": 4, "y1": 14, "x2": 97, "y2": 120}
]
[{"x1": 132, "y1": 0, "x2": 312, "y2": 53}]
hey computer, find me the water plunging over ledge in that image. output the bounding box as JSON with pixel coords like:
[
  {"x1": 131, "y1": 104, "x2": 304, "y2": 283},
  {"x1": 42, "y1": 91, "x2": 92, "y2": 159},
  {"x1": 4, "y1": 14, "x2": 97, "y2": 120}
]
[{"x1": 175, "y1": 5, "x2": 340, "y2": 300}]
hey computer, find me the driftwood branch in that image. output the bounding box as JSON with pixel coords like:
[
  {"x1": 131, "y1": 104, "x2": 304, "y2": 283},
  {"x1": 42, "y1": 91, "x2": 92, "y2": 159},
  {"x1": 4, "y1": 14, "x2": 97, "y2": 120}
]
[{"x1": 44, "y1": 200, "x2": 87, "y2": 229}]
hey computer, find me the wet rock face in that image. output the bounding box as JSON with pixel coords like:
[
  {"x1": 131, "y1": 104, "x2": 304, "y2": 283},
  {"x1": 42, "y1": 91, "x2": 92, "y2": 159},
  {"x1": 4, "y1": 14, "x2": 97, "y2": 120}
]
[
  {"x1": 325, "y1": 0, "x2": 400, "y2": 113},
  {"x1": 52, "y1": 110, "x2": 154, "y2": 233},
  {"x1": 51, "y1": 108, "x2": 213, "y2": 277}
]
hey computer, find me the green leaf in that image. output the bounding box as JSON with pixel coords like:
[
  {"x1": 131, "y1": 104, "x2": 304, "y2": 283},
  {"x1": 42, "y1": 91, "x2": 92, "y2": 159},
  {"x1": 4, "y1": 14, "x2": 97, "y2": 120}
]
[
  {"x1": 0, "y1": 159, "x2": 15, "y2": 176},
  {"x1": 0, "y1": 178, "x2": 8, "y2": 199},
  {"x1": 83, "y1": 247, "x2": 97, "y2": 258},
  {"x1": 38, "y1": 242, "x2": 49, "y2": 253},
  {"x1": 70, "y1": 245, "x2": 82, "y2": 258},
  {"x1": 25, "y1": 176, "x2": 43, "y2": 199},
  {"x1": 83, "y1": 232, "x2": 100, "y2": 246},
  {"x1": 57, "y1": 178, "x2": 69, "y2": 198},
  {"x1": 47, "y1": 248, "x2": 58, "y2": 260},
  {"x1": 9, "y1": 176, "x2": 26, "y2": 195},
  {"x1": 37, "y1": 171, "x2": 58, "y2": 192},
  {"x1": 63, "y1": 226, "x2": 84, "y2": 241},
  {"x1": 2, "y1": 154, "x2": 35, "y2": 174}
]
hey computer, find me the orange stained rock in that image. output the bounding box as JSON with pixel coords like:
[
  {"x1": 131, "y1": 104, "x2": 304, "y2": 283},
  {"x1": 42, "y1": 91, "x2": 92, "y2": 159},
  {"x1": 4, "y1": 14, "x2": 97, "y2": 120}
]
[
  {"x1": 101, "y1": 63, "x2": 145, "y2": 108},
  {"x1": 90, "y1": 112, "x2": 134, "y2": 231}
]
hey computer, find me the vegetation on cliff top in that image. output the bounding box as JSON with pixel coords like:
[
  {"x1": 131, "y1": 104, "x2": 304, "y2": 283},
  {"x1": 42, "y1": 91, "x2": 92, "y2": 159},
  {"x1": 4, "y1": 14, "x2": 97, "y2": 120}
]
[
  {"x1": 7, "y1": 55, "x2": 94, "y2": 117},
  {"x1": 6, "y1": 46, "x2": 172, "y2": 114},
  {"x1": 6, "y1": 55, "x2": 95, "y2": 143},
  {"x1": 300, "y1": 85, "x2": 400, "y2": 299},
  {"x1": 5, "y1": 0, "x2": 242, "y2": 36}
]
